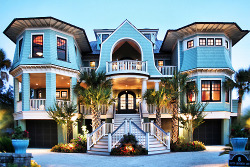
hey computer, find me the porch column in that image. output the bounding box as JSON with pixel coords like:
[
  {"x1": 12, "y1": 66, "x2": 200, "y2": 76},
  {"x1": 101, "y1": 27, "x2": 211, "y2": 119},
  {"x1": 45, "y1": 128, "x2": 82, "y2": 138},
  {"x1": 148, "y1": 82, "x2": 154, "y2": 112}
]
[
  {"x1": 46, "y1": 72, "x2": 56, "y2": 110},
  {"x1": 154, "y1": 80, "x2": 160, "y2": 91},
  {"x1": 22, "y1": 73, "x2": 30, "y2": 111},
  {"x1": 141, "y1": 79, "x2": 147, "y2": 113},
  {"x1": 222, "y1": 119, "x2": 230, "y2": 145},
  {"x1": 14, "y1": 78, "x2": 19, "y2": 113},
  {"x1": 70, "y1": 77, "x2": 77, "y2": 106}
]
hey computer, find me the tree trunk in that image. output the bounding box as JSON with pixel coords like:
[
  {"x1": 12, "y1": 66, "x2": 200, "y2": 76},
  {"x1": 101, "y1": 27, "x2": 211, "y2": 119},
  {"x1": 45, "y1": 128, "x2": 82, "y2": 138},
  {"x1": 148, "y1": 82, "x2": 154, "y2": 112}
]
[
  {"x1": 171, "y1": 103, "x2": 179, "y2": 143},
  {"x1": 155, "y1": 106, "x2": 161, "y2": 127},
  {"x1": 237, "y1": 95, "x2": 242, "y2": 122},
  {"x1": 91, "y1": 106, "x2": 98, "y2": 131}
]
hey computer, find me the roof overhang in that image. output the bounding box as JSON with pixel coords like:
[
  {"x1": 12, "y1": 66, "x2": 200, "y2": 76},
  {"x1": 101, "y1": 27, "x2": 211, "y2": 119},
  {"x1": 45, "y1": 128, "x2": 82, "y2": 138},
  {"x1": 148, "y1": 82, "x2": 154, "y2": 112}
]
[
  {"x1": 3, "y1": 17, "x2": 92, "y2": 53},
  {"x1": 160, "y1": 22, "x2": 249, "y2": 52}
]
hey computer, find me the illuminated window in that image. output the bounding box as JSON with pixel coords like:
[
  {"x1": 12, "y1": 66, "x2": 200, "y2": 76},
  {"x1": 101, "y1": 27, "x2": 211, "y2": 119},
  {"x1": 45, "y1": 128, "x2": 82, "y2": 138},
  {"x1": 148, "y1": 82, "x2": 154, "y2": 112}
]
[
  {"x1": 201, "y1": 80, "x2": 221, "y2": 102},
  {"x1": 187, "y1": 40, "x2": 194, "y2": 49},
  {"x1": 32, "y1": 35, "x2": 43, "y2": 58},
  {"x1": 56, "y1": 91, "x2": 60, "y2": 98},
  {"x1": 90, "y1": 61, "x2": 96, "y2": 67},
  {"x1": 225, "y1": 40, "x2": 229, "y2": 49},
  {"x1": 57, "y1": 37, "x2": 67, "y2": 61},
  {"x1": 225, "y1": 89, "x2": 229, "y2": 102},
  {"x1": 144, "y1": 34, "x2": 151, "y2": 40},
  {"x1": 199, "y1": 38, "x2": 206, "y2": 46},
  {"x1": 19, "y1": 38, "x2": 23, "y2": 57},
  {"x1": 102, "y1": 34, "x2": 109, "y2": 42},
  {"x1": 207, "y1": 38, "x2": 214, "y2": 46},
  {"x1": 158, "y1": 60, "x2": 164, "y2": 66},
  {"x1": 61, "y1": 91, "x2": 68, "y2": 98},
  {"x1": 215, "y1": 38, "x2": 222, "y2": 46},
  {"x1": 186, "y1": 81, "x2": 196, "y2": 103}
]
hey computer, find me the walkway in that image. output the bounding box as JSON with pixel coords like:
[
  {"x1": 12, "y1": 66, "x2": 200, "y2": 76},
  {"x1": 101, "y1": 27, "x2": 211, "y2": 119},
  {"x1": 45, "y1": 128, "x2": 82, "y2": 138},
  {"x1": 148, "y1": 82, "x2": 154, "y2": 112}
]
[{"x1": 27, "y1": 146, "x2": 229, "y2": 167}]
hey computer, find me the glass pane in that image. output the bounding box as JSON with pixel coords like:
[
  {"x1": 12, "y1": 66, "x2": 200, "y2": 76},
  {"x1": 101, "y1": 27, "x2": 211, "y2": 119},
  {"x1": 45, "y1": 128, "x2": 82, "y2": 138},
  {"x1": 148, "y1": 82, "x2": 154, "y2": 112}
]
[
  {"x1": 212, "y1": 91, "x2": 220, "y2": 101},
  {"x1": 158, "y1": 61, "x2": 164, "y2": 66},
  {"x1": 127, "y1": 94, "x2": 134, "y2": 109},
  {"x1": 33, "y1": 47, "x2": 43, "y2": 57},
  {"x1": 102, "y1": 34, "x2": 109, "y2": 42},
  {"x1": 90, "y1": 61, "x2": 95, "y2": 67},
  {"x1": 57, "y1": 50, "x2": 66, "y2": 60},
  {"x1": 201, "y1": 81, "x2": 211, "y2": 101},
  {"x1": 120, "y1": 94, "x2": 126, "y2": 109}
]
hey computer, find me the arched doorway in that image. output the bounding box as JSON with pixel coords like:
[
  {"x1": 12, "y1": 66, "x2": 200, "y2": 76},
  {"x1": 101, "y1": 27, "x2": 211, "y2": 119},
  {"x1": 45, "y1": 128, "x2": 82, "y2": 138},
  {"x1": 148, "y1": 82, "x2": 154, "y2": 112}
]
[{"x1": 118, "y1": 91, "x2": 136, "y2": 114}]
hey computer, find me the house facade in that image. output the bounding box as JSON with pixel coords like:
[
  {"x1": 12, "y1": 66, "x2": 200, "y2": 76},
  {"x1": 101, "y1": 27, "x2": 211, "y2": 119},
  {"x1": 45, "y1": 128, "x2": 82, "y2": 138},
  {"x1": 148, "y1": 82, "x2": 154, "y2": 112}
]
[{"x1": 4, "y1": 17, "x2": 248, "y2": 149}]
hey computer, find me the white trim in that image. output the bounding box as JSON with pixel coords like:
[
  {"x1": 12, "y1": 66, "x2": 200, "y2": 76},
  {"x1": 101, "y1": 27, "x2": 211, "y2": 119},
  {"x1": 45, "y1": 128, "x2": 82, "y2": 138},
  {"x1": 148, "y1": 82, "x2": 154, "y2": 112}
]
[
  {"x1": 177, "y1": 40, "x2": 180, "y2": 71},
  {"x1": 56, "y1": 35, "x2": 68, "y2": 62},
  {"x1": 30, "y1": 33, "x2": 44, "y2": 58},
  {"x1": 23, "y1": 27, "x2": 74, "y2": 38},
  {"x1": 17, "y1": 36, "x2": 23, "y2": 60},
  {"x1": 107, "y1": 75, "x2": 148, "y2": 80}
]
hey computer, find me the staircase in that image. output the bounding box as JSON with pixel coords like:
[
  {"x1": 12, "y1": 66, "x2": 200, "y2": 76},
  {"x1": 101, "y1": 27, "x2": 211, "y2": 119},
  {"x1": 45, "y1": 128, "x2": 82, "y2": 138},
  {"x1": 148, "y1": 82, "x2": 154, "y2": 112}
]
[{"x1": 87, "y1": 114, "x2": 170, "y2": 155}]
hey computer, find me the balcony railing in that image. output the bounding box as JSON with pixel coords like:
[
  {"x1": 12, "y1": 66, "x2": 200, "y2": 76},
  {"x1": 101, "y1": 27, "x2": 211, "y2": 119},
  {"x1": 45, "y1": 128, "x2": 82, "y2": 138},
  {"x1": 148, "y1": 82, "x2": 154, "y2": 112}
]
[
  {"x1": 106, "y1": 60, "x2": 147, "y2": 74},
  {"x1": 56, "y1": 100, "x2": 71, "y2": 108},
  {"x1": 81, "y1": 67, "x2": 97, "y2": 74},
  {"x1": 30, "y1": 99, "x2": 46, "y2": 111},
  {"x1": 147, "y1": 104, "x2": 172, "y2": 114},
  {"x1": 79, "y1": 105, "x2": 108, "y2": 115},
  {"x1": 157, "y1": 66, "x2": 177, "y2": 76}
]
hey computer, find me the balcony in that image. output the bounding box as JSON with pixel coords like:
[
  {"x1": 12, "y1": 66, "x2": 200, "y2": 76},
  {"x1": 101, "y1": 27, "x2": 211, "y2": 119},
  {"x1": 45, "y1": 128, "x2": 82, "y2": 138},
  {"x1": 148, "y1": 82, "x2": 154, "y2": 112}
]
[
  {"x1": 106, "y1": 60, "x2": 148, "y2": 75},
  {"x1": 157, "y1": 66, "x2": 177, "y2": 76},
  {"x1": 81, "y1": 67, "x2": 97, "y2": 74}
]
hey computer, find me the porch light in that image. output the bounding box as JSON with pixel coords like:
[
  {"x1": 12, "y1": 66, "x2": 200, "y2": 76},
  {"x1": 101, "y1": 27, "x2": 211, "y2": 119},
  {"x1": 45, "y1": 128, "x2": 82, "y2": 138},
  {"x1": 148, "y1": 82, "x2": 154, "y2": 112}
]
[
  {"x1": 36, "y1": 83, "x2": 38, "y2": 85},
  {"x1": 67, "y1": 83, "x2": 69, "y2": 85},
  {"x1": 36, "y1": 52, "x2": 43, "y2": 56}
]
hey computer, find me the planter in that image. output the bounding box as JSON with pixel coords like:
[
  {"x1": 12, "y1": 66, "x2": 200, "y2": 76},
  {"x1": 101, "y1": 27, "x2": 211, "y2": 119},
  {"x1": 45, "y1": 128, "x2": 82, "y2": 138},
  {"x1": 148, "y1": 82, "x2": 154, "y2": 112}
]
[
  {"x1": 12, "y1": 139, "x2": 29, "y2": 154},
  {"x1": 230, "y1": 137, "x2": 248, "y2": 152}
]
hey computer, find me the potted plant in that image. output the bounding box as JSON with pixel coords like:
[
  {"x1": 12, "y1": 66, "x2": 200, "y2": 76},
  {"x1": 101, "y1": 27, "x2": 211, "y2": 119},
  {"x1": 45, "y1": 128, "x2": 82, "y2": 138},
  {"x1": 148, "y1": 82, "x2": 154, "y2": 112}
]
[
  {"x1": 230, "y1": 123, "x2": 249, "y2": 152},
  {"x1": 12, "y1": 126, "x2": 29, "y2": 154}
]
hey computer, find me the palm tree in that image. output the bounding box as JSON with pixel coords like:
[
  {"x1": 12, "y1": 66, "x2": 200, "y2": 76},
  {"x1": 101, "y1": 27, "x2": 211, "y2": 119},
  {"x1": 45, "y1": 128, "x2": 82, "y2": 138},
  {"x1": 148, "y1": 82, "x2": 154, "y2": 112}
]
[
  {"x1": 74, "y1": 71, "x2": 113, "y2": 131},
  {"x1": 161, "y1": 72, "x2": 196, "y2": 143},
  {"x1": 0, "y1": 49, "x2": 11, "y2": 71},
  {"x1": 223, "y1": 67, "x2": 250, "y2": 121},
  {"x1": 143, "y1": 86, "x2": 170, "y2": 127}
]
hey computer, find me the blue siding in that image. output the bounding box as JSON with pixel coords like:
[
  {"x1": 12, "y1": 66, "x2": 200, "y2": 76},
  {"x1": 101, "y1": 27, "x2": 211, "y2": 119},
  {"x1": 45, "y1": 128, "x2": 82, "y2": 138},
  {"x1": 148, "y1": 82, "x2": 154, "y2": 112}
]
[
  {"x1": 45, "y1": 72, "x2": 56, "y2": 110},
  {"x1": 232, "y1": 100, "x2": 238, "y2": 113},
  {"x1": 22, "y1": 73, "x2": 30, "y2": 111}
]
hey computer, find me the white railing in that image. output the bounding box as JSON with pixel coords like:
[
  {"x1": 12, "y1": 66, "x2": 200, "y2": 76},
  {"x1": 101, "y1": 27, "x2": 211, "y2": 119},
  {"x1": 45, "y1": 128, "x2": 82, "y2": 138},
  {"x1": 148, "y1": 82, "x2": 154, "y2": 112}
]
[
  {"x1": 87, "y1": 121, "x2": 114, "y2": 151},
  {"x1": 108, "y1": 120, "x2": 127, "y2": 152},
  {"x1": 81, "y1": 67, "x2": 97, "y2": 74},
  {"x1": 79, "y1": 105, "x2": 107, "y2": 115},
  {"x1": 147, "y1": 104, "x2": 172, "y2": 114},
  {"x1": 129, "y1": 120, "x2": 149, "y2": 149},
  {"x1": 30, "y1": 99, "x2": 46, "y2": 111},
  {"x1": 106, "y1": 60, "x2": 147, "y2": 73},
  {"x1": 56, "y1": 100, "x2": 71, "y2": 108},
  {"x1": 142, "y1": 120, "x2": 170, "y2": 149},
  {"x1": 17, "y1": 101, "x2": 22, "y2": 112},
  {"x1": 157, "y1": 66, "x2": 176, "y2": 76}
]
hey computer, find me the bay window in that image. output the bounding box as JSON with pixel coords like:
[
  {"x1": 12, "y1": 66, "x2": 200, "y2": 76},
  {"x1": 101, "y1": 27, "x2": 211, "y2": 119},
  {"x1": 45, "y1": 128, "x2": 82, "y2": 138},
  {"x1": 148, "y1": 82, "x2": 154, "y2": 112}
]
[{"x1": 201, "y1": 80, "x2": 221, "y2": 102}]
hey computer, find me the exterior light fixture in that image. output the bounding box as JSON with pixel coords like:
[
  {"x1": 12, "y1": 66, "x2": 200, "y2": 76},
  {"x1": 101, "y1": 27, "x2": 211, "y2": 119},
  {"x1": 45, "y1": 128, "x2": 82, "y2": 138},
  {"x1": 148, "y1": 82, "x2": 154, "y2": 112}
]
[{"x1": 36, "y1": 52, "x2": 43, "y2": 56}]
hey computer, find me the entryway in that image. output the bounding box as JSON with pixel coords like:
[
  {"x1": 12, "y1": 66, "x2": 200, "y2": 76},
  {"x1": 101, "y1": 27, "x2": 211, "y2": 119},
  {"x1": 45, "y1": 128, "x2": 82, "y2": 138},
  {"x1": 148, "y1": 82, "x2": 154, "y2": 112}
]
[{"x1": 118, "y1": 91, "x2": 136, "y2": 114}]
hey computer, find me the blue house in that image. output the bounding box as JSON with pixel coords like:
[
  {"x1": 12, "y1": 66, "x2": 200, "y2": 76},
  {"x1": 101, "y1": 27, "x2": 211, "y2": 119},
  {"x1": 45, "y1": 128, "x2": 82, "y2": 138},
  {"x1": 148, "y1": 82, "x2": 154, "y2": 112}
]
[{"x1": 4, "y1": 17, "x2": 248, "y2": 154}]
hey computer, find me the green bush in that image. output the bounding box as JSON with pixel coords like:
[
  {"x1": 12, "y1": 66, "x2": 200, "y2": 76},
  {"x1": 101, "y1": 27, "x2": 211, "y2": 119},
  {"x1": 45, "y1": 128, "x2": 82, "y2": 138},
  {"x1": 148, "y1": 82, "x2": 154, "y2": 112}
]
[
  {"x1": 171, "y1": 140, "x2": 206, "y2": 152},
  {"x1": 110, "y1": 134, "x2": 148, "y2": 156},
  {"x1": 0, "y1": 136, "x2": 14, "y2": 153}
]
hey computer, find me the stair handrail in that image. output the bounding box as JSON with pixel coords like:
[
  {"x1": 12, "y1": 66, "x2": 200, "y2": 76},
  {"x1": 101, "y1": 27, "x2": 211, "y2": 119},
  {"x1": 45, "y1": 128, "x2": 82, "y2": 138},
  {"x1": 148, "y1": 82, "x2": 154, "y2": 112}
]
[
  {"x1": 129, "y1": 120, "x2": 149, "y2": 150},
  {"x1": 151, "y1": 121, "x2": 170, "y2": 149},
  {"x1": 108, "y1": 120, "x2": 127, "y2": 152},
  {"x1": 139, "y1": 102, "x2": 144, "y2": 127},
  {"x1": 87, "y1": 121, "x2": 107, "y2": 151}
]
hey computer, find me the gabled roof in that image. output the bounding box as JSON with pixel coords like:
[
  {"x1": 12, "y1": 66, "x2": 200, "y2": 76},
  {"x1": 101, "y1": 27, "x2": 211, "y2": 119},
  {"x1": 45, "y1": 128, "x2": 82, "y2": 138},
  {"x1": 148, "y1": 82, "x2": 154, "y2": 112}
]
[
  {"x1": 160, "y1": 22, "x2": 249, "y2": 52},
  {"x1": 3, "y1": 17, "x2": 92, "y2": 53}
]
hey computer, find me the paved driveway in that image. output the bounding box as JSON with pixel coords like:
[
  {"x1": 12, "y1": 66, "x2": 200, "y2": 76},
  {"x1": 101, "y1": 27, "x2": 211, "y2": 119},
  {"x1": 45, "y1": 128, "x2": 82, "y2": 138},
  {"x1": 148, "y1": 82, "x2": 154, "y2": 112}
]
[{"x1": 27, "y1": 146, "x2": 229, "y2": 167}]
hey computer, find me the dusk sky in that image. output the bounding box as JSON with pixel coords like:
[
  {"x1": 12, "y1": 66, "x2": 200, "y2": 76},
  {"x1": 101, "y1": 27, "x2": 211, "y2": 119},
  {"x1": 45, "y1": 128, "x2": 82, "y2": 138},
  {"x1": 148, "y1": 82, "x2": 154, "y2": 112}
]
[{"x1": 0, "y1": 0, "x2": 249, "y2": 112}]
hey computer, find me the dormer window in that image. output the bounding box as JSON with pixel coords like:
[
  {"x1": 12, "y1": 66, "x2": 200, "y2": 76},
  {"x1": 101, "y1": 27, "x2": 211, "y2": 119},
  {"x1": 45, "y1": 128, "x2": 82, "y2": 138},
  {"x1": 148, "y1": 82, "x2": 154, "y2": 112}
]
[
  {"x1": 187, "y1": 40, "x2": 194, "y2": 49},
  {"x1": 199, "y1": 38, "x2": 206, "y2": 46},
  {"x1": 215, "y1": 38, "x2": 222, "y2": 46},
  {"x1": 57, "y1": 37, "x2": 67, "y2": 61},
  {"x1": 225, "y1": 40, "x2": 229, "y2": 49},
  {"x1": 32, "y1": 35, "x2": 43, "y2": 58},
  {"x1": 102, "y1": 34, "x2": 109, "y2": 42},
  {"x1": 144, "y1": 34, "x2": 151, "y2": 40},
  {"x1": 207, "y1": 38, "x2": 214, "y2": 46},
  {"x1": 19, "y1": 38, "x2": 23, "y2": 57}
]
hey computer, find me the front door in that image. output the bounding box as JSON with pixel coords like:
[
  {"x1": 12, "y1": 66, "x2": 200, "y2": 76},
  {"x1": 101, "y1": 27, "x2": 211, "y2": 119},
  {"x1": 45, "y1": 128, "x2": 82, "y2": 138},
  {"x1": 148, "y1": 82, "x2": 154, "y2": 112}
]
[{"x1": 118, "y1": 91, "x2": 136, "y2": 114}]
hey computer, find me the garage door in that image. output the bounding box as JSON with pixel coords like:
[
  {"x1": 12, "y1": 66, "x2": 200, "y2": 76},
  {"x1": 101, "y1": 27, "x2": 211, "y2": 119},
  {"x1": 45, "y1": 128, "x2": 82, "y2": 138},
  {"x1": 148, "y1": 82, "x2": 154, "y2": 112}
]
[
  {"x1": 26, "y1": 120, "x2": 58, "y2": 148},
  {"x1": 193, "y1": 119, "x2": 221, "y2": 145}
]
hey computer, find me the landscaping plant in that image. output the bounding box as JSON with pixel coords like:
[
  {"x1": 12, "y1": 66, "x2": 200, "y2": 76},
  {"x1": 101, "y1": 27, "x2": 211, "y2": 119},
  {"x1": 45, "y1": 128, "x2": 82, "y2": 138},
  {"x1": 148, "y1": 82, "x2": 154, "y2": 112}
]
[
  {"x1": 171, "y1": 139, "x2": 206, "y2": 152},
  {"x1": 0, "y1": 136, "x2": 14, "y2": 153},
  {"x1": 12, "y1": 126, "x2": 29, "y2": 139}
]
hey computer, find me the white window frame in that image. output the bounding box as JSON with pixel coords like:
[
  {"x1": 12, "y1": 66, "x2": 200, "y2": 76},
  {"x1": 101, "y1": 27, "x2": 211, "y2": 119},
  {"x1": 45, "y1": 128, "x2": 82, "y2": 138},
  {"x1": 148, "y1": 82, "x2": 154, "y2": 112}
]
[
  {"x1": 18, "y1": 36, "x2": 23, "y2": 59},
  {"x1": 30, "y1": 33, "x2": 44, "y2": 58},
  {"x1": 56, "y1": 35, "x2": 68, "y2": 62}
]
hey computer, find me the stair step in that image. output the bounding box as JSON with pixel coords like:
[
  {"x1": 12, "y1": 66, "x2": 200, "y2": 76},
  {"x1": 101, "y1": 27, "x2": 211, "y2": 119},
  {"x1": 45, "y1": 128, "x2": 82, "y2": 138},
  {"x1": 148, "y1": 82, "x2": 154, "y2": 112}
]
[
  {"x1": 148, "y1": 149, "x2": 170, "y2": 155},
  {"x1": 93, "y1": 145, "x2": 108, "y2": 149},
  {"x1": 90, "y1": 148, "x2": 108, "y2": 152},
  {"x1": 148, "y1": 146, "x2": 167, "y2": 151},
  {"x1": 87, "y1": 151, "x2": 110, "y2": 155}
]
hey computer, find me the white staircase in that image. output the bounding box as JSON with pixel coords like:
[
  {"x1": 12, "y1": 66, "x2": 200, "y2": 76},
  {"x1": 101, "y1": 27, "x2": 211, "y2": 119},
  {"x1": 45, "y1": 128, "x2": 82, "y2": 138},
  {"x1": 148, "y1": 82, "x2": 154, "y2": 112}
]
[{"x1": 87, "y1": 114, "x2": 170, "y2": 155}]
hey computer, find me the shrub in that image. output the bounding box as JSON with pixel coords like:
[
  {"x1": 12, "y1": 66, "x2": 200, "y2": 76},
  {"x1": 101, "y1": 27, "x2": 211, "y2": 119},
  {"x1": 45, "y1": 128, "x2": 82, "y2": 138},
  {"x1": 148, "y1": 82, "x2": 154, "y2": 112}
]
[
  {"x1": 110, "y1": 134, "x2": 148, "y2": 156},
  {"x1": 0, "y1": 136, "x2": 14, "y2": 153},
  {"x1": 171, "y1": 140, "x2": 206, "y2": 152}
]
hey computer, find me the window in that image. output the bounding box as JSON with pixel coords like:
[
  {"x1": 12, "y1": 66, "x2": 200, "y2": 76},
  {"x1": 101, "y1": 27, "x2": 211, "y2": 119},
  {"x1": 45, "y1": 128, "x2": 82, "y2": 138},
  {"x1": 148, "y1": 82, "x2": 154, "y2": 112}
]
[
  {"x1": 201, "y1": 80, "x2": 221, "y2": 102},
  {"x1": 186, "y1": 81, "x2": 196, "y2": 103},
  {"x1": 74, "y1": 45, "x2": 77, "y2": 56},
  {"x1": 61, "y1": 91, "x2": 68, "y2": 98},
  {"x1": 207, "y1": 38, "x2": 214, "y2": 46},
  {"x1": 199, "y1": 38, "x2": 206, "y2": 46},
  {"x1": 56, "y1": 91, "x2": 60, "y2": 98},
  {"x1": 19, "y1": 38, "x2": 23, "y2": 57},
  {"x1": 57, "y1": 37, "x2": 67, "y2": 61},
  {"x1": 102, "y1": 34, "x2": 109, "y2": 42},
  {"x1": 32, "y1": 35, "x2": 43, "y2": 58},
  {"x1": 225, "y1": 89, "x2": 229, "y2": 102},
  {"x1": 158, "y1": 60, "x2": 164, "y2": 66},
  {"x1": 90, "y1": 61, "x2": 96, "y2": 67},
  {"x1": 187, "y1": 40, "x2": 194, "y2": 49},
  {"x1": 144, "y1": 34, "x2": 151, "y2": 40},
  {"x1": 215, "y1": 38, "x2": 222, "y2": 46},
  {"x1": 225, "y1": 40, "x2": 229, "y2": 49}
]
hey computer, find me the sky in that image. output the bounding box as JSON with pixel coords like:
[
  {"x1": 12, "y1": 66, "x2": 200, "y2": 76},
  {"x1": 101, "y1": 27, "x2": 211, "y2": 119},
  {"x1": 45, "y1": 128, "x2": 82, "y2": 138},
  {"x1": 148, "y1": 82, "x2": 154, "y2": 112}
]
[{"x1": 0, "y1": 0, "x2": 250, "y2": 112}]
